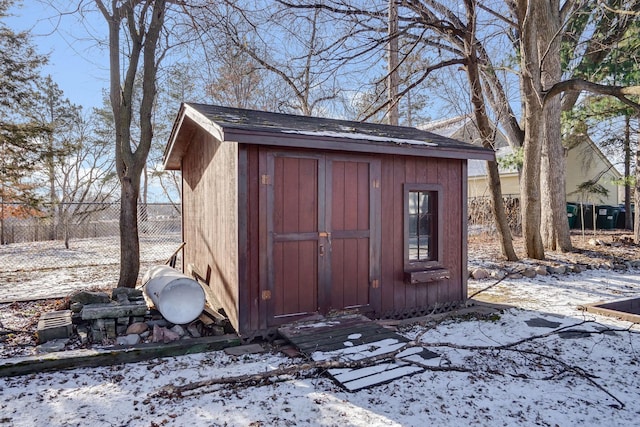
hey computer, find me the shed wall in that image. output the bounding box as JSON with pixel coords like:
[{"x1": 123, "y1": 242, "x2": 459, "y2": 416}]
[
  {"x1": 378, "y1": 155, "x2": 466, "y2": 316},
  {"x1": 182, "y1": 128, "x2": 240, "y2": 331},
  {"x1": 240, "y1": 149, "x2": 467, "y2": 333}
]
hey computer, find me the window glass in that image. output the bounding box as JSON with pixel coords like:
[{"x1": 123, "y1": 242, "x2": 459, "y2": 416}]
[{"x1": 408, "y1": 190, "x2": 435, "y2": 262}]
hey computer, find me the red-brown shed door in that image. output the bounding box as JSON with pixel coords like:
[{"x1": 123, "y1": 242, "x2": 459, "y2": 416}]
[{"x1": 264, "y1": 152, "x2": 380, "y2": 326}]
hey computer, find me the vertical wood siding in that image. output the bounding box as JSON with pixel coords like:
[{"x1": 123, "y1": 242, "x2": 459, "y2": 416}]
[
  {"x1": 182, "y1": 129, "x2": 240, "y2": 332},
  {"x1": 379, "y1": 154, "x2": 465, "y2": 315}
]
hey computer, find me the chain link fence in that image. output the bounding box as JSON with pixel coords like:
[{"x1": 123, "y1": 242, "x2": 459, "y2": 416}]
[{"x1": 0, "y1": 202, "x2": 182, "y2": 301}]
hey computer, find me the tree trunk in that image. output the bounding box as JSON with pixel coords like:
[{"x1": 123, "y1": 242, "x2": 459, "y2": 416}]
[
  {"x1": 516, "y1": 0, "x2": 546, "y2": 259},
  {"x1": 463, "y1": 1, "x2": 517, "y2": 261},
  {"x1": 97, "y1": 0, "x2": 166, "y2": 288},
  {"x1": 387, "y1": 0, "x2": 399, "y2": 125},
  {"x1": 624, "y1": 115, "x2": 632, "y2": 230},
  {"x1": 540, "y1": 92, "x2": 572, "y2": 252},
  {"x1": 635, "y1": 116, "x2": 640, "y2": 243},
  {"x1": 538, "y1": 0, "x2": 571, "y2": 253},
  {"x1": 119, "y1": 177, "x2": 141, "y2": 288}
]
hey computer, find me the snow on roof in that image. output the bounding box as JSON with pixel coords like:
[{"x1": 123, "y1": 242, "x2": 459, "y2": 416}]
[{"x1": 281, "y1": 129, "x2": 438, "y2": 147}]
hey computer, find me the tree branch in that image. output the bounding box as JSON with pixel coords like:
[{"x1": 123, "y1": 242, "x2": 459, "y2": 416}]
[{"x1": 544, "y1": 79, "x2": 640, "y2": 112}]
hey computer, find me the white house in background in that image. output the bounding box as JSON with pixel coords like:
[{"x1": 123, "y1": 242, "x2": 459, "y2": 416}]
[{"x1": 421, "y1": 115, "x2": 622, "y2": 205}]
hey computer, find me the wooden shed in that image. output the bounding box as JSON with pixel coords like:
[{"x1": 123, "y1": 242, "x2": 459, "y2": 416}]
[{"x1": 163, "y1": 103, "x2": 494, "y2": 338}]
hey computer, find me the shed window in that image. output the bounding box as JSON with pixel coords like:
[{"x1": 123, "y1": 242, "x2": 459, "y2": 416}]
[
  {"x1": 408, "y1": 190, "x2": 435, "y2": 261},
  {"x1": 404, "y1": 184, "x2": 443, "y2": 271}
]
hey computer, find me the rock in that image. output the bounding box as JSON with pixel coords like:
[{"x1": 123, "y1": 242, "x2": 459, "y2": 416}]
[
  {"x1": 114, "y1": 293, "x2": 130, "y2": 304},
  {"x1": 600, "y1": 263, "x2": 611, "y2": 270},
  {"x1": 116, "y1": 334, "x2": 141, "y2": 346},
  {"x1": 187, "y1": 323, "x2": 202, "y2": 338},
  {"x1": 70, "y1": 290, "x2": 111, "y2": 305},
  {"x1": 111, "y1": 287, "x2": 144, "y2": 300},
  {"x1": 588, "y1": 238, "x2": 606, "y2": 246},
  {"x1": 490, "y1": 270, "x2": 506, "y2": 280},
  {"x1": 104, "y1": 318, "x2": 117, "y2": 339},
  {"x1": 471, "y1": 268, "x2": 490, "y2": 280},
  {"x1": 152, "y1": 325, "x2": 181, "y2": 343},
  {"x1": 211, "y1": 325, "x2": 226, "y2": 336},
  {"x1": 140, "y1": 331, "x2": 150, "y2": 339},
  {"x1": 162, "y1": 328, "x2": 181, "y2": 343},
  {"x1": 36, "y1": 339, "x2": 68, "y2": 353},
  {"x1": 566, "y1": 264, "x2": 580, "y2": 273},
  {"x1": 126, "y1": 322, "x2": 149, "y2": 335},
  {"x1": 170, "y1": 324, "x2": 186, "y2": 337},
  {"x1": 77, "y1": 329, "x2": 89, "y2": 345},
  {"x1": 509, "y1": 273, "x2": 523, "y2": 279},
  {"x1": 624, "y1": 261, "x2": 632, "y2": 270},
  {"x1": 521, "y1": 268, "x2": 537, "y2": 279},
  {"x1": 547, "y1": 265, "x2": 566, "y2": 275},
  {"x1": 534, "y1": 266, "x2": 548, "y2": 276},
  {"x1": 631, "y1": 260, "x2": 640, "y2": 268},
  {"x1": 152, "y1": 324, "x2": 163, "y2": 343},
  {"x1": 70, "y1": 302, "x2": 84, "y2": 313},
  {"x1": 146, "y1": 319, "x2": 169, "y2": 328}
]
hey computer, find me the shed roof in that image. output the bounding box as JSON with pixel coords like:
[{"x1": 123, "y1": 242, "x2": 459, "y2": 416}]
[{"x1": 163, "y1": 103, "x2": 495, "y2": 170}]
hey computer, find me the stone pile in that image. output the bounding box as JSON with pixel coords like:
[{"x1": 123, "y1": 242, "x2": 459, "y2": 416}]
[
  {"x1": 470, "y1": 259, "x2": 640, "y2": 281},
  {"x1": 36, "y1": 288, "x2": 228, "y2": 353}
]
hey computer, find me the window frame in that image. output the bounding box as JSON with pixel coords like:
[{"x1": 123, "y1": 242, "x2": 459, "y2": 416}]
[{"x1": 403, "y1": 183, "x2": 444, "y2": 271}]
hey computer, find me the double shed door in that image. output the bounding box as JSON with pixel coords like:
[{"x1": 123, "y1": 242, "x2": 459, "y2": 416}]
[{"x1": 264, "y1": 152, "x2": 380, "y2": 326}]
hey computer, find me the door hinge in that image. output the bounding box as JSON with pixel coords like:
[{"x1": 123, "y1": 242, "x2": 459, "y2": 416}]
[
  {"x1": 261, "y1": 290, "x2": 272, "y2": 300},
  {"x1": 371, "y1": 279, "x2": 380, "y2": 289},
  {"x1": 372, "y1": 179, "x2": 380, "y2": 189},
  {"x1": 261, "y1": 174, "x2": 271, "y2": 185}
]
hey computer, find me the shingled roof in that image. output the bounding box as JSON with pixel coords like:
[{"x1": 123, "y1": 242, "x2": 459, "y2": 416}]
[{"x1": 163, "y1": 103, "x2": 494, "y2": 170}]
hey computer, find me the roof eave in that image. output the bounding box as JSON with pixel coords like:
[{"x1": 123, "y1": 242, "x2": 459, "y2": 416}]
[
  {"x1": 163, "y1": 103, "x2": 226, "y2": 170},
  {"x1": 221, "y1": 128, "x2": 496, "y2": 161}
]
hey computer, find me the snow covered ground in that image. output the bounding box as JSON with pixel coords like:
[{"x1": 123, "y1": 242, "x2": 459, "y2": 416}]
[
  {"x1": 0, "y1": 236, "x2": 181, "y2": 301},
  {"x1": 1, "y1": 267, "x2": 640, "y2": 426}
]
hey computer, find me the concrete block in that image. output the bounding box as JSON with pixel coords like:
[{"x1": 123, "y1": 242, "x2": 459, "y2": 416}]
[{"x1": 37, "y1": 311, "x2": 73, "y2": 344}]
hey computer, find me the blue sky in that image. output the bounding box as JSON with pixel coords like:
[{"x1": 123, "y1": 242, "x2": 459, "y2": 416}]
[{"x1": 7, "y1": 1, "x2": 109, "y2": 111}]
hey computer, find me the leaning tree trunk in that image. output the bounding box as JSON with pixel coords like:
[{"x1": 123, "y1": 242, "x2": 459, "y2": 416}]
[{"x1": 463, "y1": 4, "x2": 518, "y2": 261}]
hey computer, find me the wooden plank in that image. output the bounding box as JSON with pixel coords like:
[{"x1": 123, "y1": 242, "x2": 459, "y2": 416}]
[
  {"x1": 278, "y1": 314, "x2": 438, "y2": 390},
  {"x1": 292, "y1": 328, "x2": 400, "y2": 353},
  {"x1": 404, "y1": 268, "x2": 451, "y2": 285},
  {"x1": 0, "y1": 335, "x2": 241, "y2": 378},
  {"x1": 379, "y1": 158, "x2": 395, "y2": 313}
]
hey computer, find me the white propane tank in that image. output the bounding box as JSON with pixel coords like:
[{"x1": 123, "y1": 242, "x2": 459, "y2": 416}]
[{"x1": 141, "y1": 265, "x2": 205, "y2": 325}]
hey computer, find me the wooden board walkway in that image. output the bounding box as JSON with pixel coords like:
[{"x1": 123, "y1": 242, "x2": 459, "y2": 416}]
[{"x1": 278, "y1": 314, "x2": 438, "y2": 391}]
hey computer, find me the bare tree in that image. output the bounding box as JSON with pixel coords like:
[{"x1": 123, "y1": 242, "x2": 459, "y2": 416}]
[
  {"x1": 192, "y1": 1, "x2": 349, "y2": 116},
  {"x1": 95, "y1": 0, "x2": 167, "y2": 288},
  {"x1": 55, "y1": 109, "x2": 118, "y2": 248}
]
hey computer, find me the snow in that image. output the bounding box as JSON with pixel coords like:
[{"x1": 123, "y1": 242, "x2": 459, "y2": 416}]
[
  {"x1": 2, "y1": 267, "x2": 640, "y2": 425},
  {"x1": 281, "y1": 129, "x2": 438, "y2": 147}
]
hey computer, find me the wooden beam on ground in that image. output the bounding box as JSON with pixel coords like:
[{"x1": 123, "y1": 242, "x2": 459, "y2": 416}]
[{"x1": 0, "y1": 334, "x2": 240, "y2": 378}]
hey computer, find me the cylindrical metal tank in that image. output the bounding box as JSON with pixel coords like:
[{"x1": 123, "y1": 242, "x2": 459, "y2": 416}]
[{"x1": 141, "y1": 265, "x2": 205, "y2": 325}]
